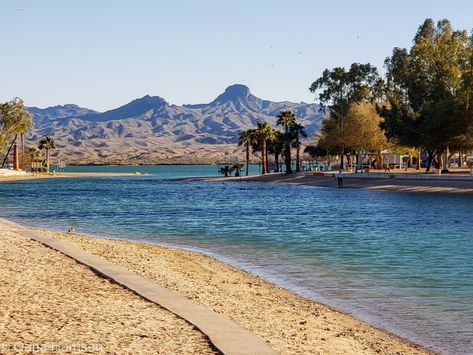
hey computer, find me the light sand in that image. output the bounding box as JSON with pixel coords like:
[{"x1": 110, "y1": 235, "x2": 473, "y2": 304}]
[
  {"x1": 35, "y1": 228, "x2": 430, "y2": 355},
  {"x1": 0, "y1": 172, "x2": 147, "y2": 182},
  {"x1": 0, "y1": 222, "x2": 216, "y2": 354},
  {"x1": 184, "y1": 172, "x2": 473, "y2": 194}
]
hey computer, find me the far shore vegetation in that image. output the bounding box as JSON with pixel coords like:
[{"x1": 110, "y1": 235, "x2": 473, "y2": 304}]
[{"x1": 228, "y1": 18, "x2": 473, "y2": 177}]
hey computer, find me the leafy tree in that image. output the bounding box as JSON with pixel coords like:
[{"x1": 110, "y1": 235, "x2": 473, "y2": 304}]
[
  {"x1": 381, "y1": 18, "x2": 473, "y2": 172},
  {"x1": 309, "y1": 63, "x2": 382, "y2": 168},
  {"x1": 0, "y1": 98, "x2": 33, "y2": 168},
  {"x1": 304, "y1": 144, "x2": 326, "y2": 169},
  {"x1": 38, "y1": 137, "x2": 56, "y2": 172},
  {"x1": 344, "y1": 102, "x2": 387, "y2": 169},
  {"x1": 304, "y1": 134, "x2": 337, "y2": 170},
  {"x1": 290, "y1": 123, "x2": 307, "y2": 172},
  {"x1": 238, "y1": 129, "x2": 256, "y2": 176},
  {"x1": 276, "y1": 110, "x2": 296, "y2": 174}
]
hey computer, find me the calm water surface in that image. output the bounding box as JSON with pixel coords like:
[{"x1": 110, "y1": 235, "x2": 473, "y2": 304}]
[{"x1": 0, "y1": 165, "x2": 472, "y2": 354}]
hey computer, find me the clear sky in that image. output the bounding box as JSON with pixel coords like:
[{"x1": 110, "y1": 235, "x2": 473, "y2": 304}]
[{"x1": 1, "y1": 0, "x2": 472, "y2": 111}]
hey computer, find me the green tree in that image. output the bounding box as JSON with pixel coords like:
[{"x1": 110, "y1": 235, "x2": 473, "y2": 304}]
[
  {"x1": 230, "y1": 163, "x2": 244, "y2": 177},
  {"x1": 25, "y1": 147, "x2": 41, "y2": 171},
  {"x1": 0, "y1": 98, "x2": 33, "y2": 168},
  {"x1": 254, "y1": 122, "x2": 275, "y2": 175},
  {"x1": 276, "y1": 110, "x2": 296, "y2": 174},
  {"x1": 238, "y1": 129, "x2": 256, "y2": 176},
  {"x1": 268, "y1": 131, "x2": 284, "y2": 173},
  {"x1": 309, "y1": 63, "x2": 382, "y2": 168},
  {"x1": 344, "y1": 102, "x2": 387, "y2": 169},
  {"x1": 381, "y1": 18, "x2": 473, "y2": 172},
  {"x1": 304, "y1": 131, "x2": 339, "y2": 170},
  {"x1": 304, "y1": 144, "x2": 325, "y2": 170},
  {"x1": 219, "y1": 165, "x2": 232, "y2": 177},
  {"x1": 290, "y1": 123, "x2": 307, "y2": 172},
  {"x1": 38, "y1": 137, "x2": 56, "y2": 173}
]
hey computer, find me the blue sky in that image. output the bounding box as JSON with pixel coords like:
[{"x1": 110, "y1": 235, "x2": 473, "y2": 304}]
[{"x1": 1, "y1": 0, "x2": 472, "y2": 111}]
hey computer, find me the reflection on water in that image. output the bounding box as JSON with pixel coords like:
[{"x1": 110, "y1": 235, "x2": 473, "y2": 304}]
[{"x1": 0, "y1": 166, "x2": 472, "y2": 354}]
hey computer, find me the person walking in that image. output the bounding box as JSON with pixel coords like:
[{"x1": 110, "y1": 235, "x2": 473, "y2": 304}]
[{"x1": 336, "y1": 170, "x2": 343, "y2": 188}]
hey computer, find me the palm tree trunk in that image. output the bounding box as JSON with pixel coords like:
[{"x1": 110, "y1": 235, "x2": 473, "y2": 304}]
[
  {"x1": 46, "y1": 149, "x2": 50, "y2": 172},
  {"x1": 261, "y1": 140, "x2": 267, "y2": 175},
  {"x1": 265, "y1": 148, "x2": 269, "y2": 173},
  {"x1": 285, "y1": 143, "x2": 292, "y2": 174},
  {"x1": 295, "y1": 143, "x2": 301, "y2": 172},
  {"x1": 21, "y1": 133, "x2": 25, "y2": 170},
  {"x1": 1, "y1": 134, "x2": 18, "y2": 168},
  {"x1": 245, "y1": 144, "x2": 249, "y2": 176},
  {"x1": 274, "y1": 152, "x2": 279, "y2": 173}
]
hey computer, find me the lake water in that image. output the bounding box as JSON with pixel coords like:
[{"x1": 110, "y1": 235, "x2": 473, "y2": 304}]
[{"x1": 0, "y1": 165, "x2": 472, "y2": 354}]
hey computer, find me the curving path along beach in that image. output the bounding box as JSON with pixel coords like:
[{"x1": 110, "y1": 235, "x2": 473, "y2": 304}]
[{"x1": 0, "y1": 218, "x2": 431, "y2": 354}]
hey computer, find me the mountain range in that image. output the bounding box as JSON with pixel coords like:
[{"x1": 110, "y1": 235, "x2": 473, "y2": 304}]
[{"x1": 26, "y1": 84, "x2": 324, "y2": 164}]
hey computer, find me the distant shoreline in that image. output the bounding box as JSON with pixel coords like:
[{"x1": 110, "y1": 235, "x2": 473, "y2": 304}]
[
  {"x1": 181, "y1": 171, "x2": 473, "y2": 194},
  {"x1": 0, "y1": 172, "x2": 149, "y2": 182}
]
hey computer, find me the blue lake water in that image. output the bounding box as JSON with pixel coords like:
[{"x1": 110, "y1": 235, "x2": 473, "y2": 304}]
[{"x1": 0, "y1": 165, "x2": 472, "y2": 354}]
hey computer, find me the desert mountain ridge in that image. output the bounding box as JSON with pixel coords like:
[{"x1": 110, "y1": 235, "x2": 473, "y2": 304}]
[{"x1": 26, "y1": 84, "x2": 324, "y2": 164}]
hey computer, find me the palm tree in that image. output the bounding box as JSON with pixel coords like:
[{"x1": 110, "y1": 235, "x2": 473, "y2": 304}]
[
  {"x1": 27, "y1": 147, "x2": 41, "y2": 161},
  {"x1": 254, "y1": 122, "x2": 275, "y2": 175},
  {"x1": 219, "y1": 165, "x2": 232, "y2": 177},
  {"x1": 291, "y1": 123, "x2": 307, "y2": 172},
  {"x1": 38, "y1": 137, "x2": 56, "y2": 172},
  {"x1": 267, "y1": 131, "x2": 284, "y2": 173},
  {"x1": 238, "y1": 129, "x2": 256, "y2": 176},
  {"x1": 276, "y1": 110, "x2": 296, "y2": 174},
  {"x1": 26, "y1": 147, "x2": 41, "y2": 171},
  {"x1": 230, "y1": 163, "x2": 243, "y2": 177}
]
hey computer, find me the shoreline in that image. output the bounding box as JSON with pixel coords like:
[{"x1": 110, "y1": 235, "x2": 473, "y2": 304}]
[
  {"x1": 1, "y1": 217, "x2": 432, "y2": 354},
  {"x1": 0, "y1": 171, "x2": 150, "y2": 182},
  {"x1": 180, "y1": 171, "x2": 473, "y2": 194}
]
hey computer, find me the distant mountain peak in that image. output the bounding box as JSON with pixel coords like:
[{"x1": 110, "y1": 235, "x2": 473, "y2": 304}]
[
  {"x1": 210, "y1": 84, "x2": 257, "y2": 105},
  {"x1": 131, "y1": 95, "x2": 168, "y2": 106},
  {"x1": 223, "y1": 84, "x2": 251, "y2": 98}
]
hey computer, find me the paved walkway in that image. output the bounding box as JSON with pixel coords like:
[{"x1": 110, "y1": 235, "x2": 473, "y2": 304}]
[{"x1": 4, "y1": 219, "x2": 276, "y2": 355}]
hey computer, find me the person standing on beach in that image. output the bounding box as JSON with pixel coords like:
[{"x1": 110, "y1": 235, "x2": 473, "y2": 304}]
[{"x1": 336, "y1": 170, "x2": 343, "y2": 188}]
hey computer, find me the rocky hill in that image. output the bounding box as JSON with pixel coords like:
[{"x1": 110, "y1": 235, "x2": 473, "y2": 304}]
[{"x1": 26, "y1": 84, "x2": 323, "y2": 164}]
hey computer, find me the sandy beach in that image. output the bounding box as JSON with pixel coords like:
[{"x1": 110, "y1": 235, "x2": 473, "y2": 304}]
[
  {"x1": 0, "y1": 171, "x2": 147, "y2": 182},
  {"x1": 0, "y1": 219, "x2": 430, "y2": 354},
  {"x1": 183, "y1": 171, "x2": 473, "y2": 194},
  {"x1": 0, "y1": 221, "x2": 215, "y2": 354}
]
